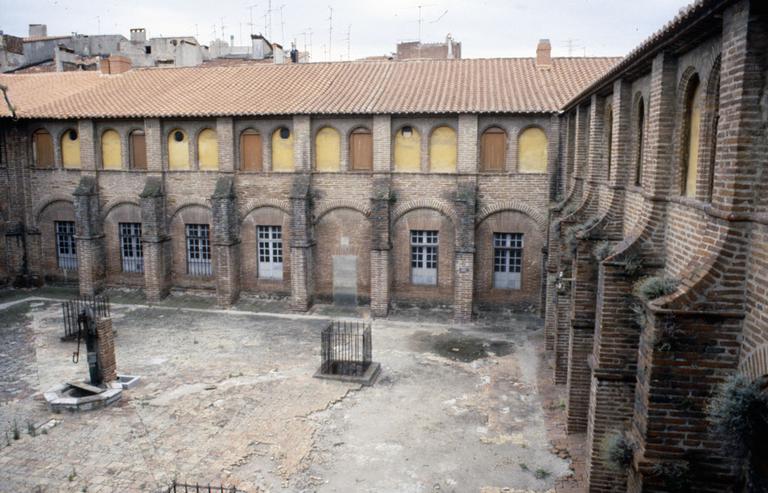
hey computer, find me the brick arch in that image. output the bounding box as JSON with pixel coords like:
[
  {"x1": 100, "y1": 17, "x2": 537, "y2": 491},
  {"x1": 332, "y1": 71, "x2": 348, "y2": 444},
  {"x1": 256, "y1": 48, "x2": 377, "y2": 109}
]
[
  {"x1": 392, "y1": 198, "x2": 457, "y2": 225},
  {"x1": 740, "y1": 345, "x2": 768, "y2": 382},
  {"x1": 476, "y1": 201, "x2": 547, "y2": 232},
  {"x1": 314, "y1": 199, "x2": 371, "y2": 223},
  {"x1": 240, "y1": 198, "x2": 291, "y2": 219},
  {"x1": 100, "y1": 197, "x2": 140, "y2": 222},
  {"x1": 33, "y1": 195, "x2": 74, "y2": 224},
  {"x1": 168, "y1": 199, "x2": 211, "y2": 221}
]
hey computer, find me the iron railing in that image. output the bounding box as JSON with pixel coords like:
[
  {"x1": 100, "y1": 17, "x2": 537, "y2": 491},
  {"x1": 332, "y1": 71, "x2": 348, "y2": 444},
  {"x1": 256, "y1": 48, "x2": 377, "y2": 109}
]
[
  {"x1": 163, "y1": 481, "x2": 246, "y2": 493},
  {"x1": 61, "y1": 294, "x2": 110, "y2": 341},
  {"x1": 320, "y1": 320, "x2": 372, "y2": 376}
]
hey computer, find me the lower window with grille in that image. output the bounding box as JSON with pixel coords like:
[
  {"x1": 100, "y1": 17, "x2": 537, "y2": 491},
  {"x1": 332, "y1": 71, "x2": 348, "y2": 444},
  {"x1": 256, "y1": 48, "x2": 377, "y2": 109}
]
[
  {"x1": 119, "y1": 222, "x2": 143, "y2": 273},
  {"x1": 186, "y1": 224, "x2": 212, "y2": 276},
  {"x1": 411, "y1": 230, "x2": 438, "y2": 285},
  {"x1": 257, "y1": 225, "x2": 283, "y2": 279},
  {"x1": 493, "y1": 232, "x2": 523, "y2": 289},
  {"x1": 55, "y1": 221, "x2": 78, "y2": 271}
]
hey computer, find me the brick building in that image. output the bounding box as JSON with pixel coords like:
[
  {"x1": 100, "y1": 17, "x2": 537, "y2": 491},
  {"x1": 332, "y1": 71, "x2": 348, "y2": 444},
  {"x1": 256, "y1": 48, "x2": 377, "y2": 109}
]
[
  {"x1": 545, "y1": 0, "x2": 768, "y2": 491},
  {"x1": 0, "y1": 51, "x2": 616, "y2": 322}
]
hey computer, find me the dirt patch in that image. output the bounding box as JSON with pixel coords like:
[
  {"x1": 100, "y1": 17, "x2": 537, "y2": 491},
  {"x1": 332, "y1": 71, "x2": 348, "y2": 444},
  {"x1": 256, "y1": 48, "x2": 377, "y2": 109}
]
[{"x1": 411, "y1": 330, "x2": 515, "y2": 362}]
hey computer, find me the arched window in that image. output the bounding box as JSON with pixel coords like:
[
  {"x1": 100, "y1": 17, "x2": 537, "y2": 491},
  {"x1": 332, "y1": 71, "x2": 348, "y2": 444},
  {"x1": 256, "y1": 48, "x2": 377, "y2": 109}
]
[
  {"x1": 429, "y1": 126, "x2": 457, "y2": 172},
  {"x1": 349, "y1": 127, "x2": 372, "y2": 171},
  {"x1": 518, "y1": 127, "x2": 547, "y2": 173},
  {"x1": 682, "y1": 74, "x2": 702, "y2": 197},
  {"x1": 394, "y1": 126, "x2": 421, "y2": 172},
  {"x1": 198, "y1": 128, "x2": 218, "y2": 170},
  {"x1": 168, "y1": 129, "x2": 190, "y2": 170},
  {"x1": 605, "y1": 105, "x2": 613, "y2": 179},
  {"x1": 480, "y1": 126, "x2": 507, "y2": 172},
  {"x1": 635, "y1": 97, "x2": 645, "y2": 186},
  {"x1": 240, "y1": 129, "x2": 262, "y2": 171},
  {"x1": 272, "y1": 127, "x2": 294, "y2": 172},
  {"x1": 32, "y1": 129, "x2": 54, "y2": 168},
  {"x1": 61, "y1": 128, "x2": 81, "y2": 169},
  {"x1": 101, "y1": 129, "x2": 122, "y2": 170},
  {"x1": 130, "y1": 130, "x2": 147, "y2": 170},
  {"x1": 315, "y1": 127, "x2": 341, "y2": 172}
]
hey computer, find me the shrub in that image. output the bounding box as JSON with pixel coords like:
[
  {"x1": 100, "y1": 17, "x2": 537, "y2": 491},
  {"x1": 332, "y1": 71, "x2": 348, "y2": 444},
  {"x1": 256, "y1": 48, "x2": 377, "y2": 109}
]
[
  {"x1": 564, "y1": 216, "x2": 600, "y2": 254},
  {"x1": 650, "y1": 461, "x2": 689, "y2": 492},
  {"x1": 633, "y1": 276, "x2": 678, "y2": 301},
  {"x1": 629, "y1": 303, "x2": 646, "y2": 329},
  {"x1": 593, "y1": 241, "x2": 613, "y2": 261},
  {"x1": 708, "y1": 374, "x2": 768, "y2": 458},
  {"x1": 601, "y1": 430, "x2": 634, "y2": 471},
  {"x1": 621, "y1": 253, "x2": 643, "y2": 278}
]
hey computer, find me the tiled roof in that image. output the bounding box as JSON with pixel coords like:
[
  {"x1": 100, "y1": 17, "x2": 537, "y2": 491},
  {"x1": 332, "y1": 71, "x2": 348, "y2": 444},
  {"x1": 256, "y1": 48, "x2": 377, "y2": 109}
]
[{"x1": 0, "y1": 57, "x2": 619, "y2": 119}]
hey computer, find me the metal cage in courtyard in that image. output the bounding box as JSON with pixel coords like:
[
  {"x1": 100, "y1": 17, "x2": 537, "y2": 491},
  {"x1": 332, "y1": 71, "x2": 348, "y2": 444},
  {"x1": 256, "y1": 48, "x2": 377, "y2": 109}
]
[
  {"x1": 61, "y1": 294, "x2": 110, "y2": 340},
  {"x1": 320, "y1": 320, "x2": 373, "y2": 377}
]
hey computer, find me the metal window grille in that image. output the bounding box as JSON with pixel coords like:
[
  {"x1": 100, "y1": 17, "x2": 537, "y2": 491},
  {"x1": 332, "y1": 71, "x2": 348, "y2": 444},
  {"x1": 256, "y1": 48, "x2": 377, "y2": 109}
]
[
  {"x1": 320, "y1": 321, "x2": 372, "y2": 376},
  {"x1": 119, "y1": 222, "x2": 144, "y2": 273},
  {"x1": 411, "y1": 230, "x2": 438, "y2": 285},
  {"x1": 55, "y1": 221, "x2": 78, "y2": 271},
  {"x1": 257, "y1": 225, "x2": 283, "y2": 279},
  {"x1": 493, "y1": 232, "x2": 523, "y2": 289},
  {"x1": 186, "y1": 224, "x2": 212, "y2": 277}
]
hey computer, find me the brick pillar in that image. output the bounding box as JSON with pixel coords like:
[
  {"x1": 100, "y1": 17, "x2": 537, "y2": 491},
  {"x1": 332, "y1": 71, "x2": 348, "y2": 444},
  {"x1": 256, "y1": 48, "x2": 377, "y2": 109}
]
[
  {"x1": 290, "y1": 174, "x2": 313, "y2": 311},
  {"x1": 453, "y1": 179, "x2": 476, "y2": 323},
  {"x1": 216, "y1": 117, "x2": 235, "y2": 173},
  {"x1": 211, "y1": 176, "x2": 240, "y2": 307},
  {"x1": 78, "y1": 120, "x2": 96, "y2": 171},
  {"x1": 293, "y1": 115, "x2": 311, "y2": 172},
  {"x1": 373, "y1": 115, "x2": 392, "y2": 173},
  {"x1": 144, "y1": 119, "x2": 163, "y2": 172},
  {"x1": 140, "y1": 177, "x2": 170, "y2": 302},
  {"x1": 73, "y1": 176, "x2": 105, "y2": 295},
  {"x1": 95, "y1": 317, "x2": 117, "y2": 383},
  {"x1": 370, "y1": 177, "x2": 392, "y2": 317},
  {"x1": 457, "y1": 114, "x2": 478, "y2": 174}
]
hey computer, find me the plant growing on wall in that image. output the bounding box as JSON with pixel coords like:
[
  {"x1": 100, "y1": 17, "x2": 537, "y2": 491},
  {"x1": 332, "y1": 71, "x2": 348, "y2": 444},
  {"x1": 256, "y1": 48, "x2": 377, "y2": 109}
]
[
  {"x1": 629, "y1": 302, "x2": 646, "y2": 329},
  {"x1": 621, "y1": 252, "x2": 643, "y2": 278},
  {"x1": 600, "y1": 430, "x2": 635, "y2": 471},
  {"x1": 709, "y1": 374, "x2": 768, "y2": 456},
  {"x1": 633, "y1": 276, "x2": 679, "y2": 301},
  {"x1": 650, "y1": 461, "x2": 690, "y2": 492},
  {"x1": 593, "y1": 241, "x2": 613, "y2": 261}
]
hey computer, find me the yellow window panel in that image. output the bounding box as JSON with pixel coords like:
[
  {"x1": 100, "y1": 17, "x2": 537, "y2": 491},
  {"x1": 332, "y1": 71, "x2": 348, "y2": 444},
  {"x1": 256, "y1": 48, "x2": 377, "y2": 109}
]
[
  {"x1": 168, "y1": 129, "x2": 190, "y2": 170},
  {"x1": 101, "y1": 130, "x2": 122, "y2": 170},
  {"x1": 429, "y1": 126, "x2": 457, "y2": 173},
  {"x1": 61, "y1": 129, "x2": 81, "y2": 169},
  {"x1": 394, "y1": 126, "x2": 421, "y2": 172},
  {"x1": 315, "y1": 127, "x2": 341, "y2": 172},
  {"x1": 518, "y1": 127, "x2": 548, "y2": 173},
  {"x1": 198, "y1": 128, "x2": 219, "y2": 170},
  {"x1": 685, "y1": 82, "x2": 702, "y2": 198},
  {"x1": 272, "y1": 128, "x2": 294, "y2": 172}
]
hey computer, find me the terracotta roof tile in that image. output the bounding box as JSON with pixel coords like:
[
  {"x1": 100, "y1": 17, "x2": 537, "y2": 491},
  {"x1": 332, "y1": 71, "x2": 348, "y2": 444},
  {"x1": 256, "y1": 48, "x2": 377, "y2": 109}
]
[{"x1": 0, "y1": 57, "x2": 619, "y2": 119}]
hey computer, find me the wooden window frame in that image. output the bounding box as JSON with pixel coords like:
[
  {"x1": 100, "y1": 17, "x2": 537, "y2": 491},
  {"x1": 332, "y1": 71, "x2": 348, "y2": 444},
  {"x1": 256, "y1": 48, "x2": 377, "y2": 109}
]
[
  {"x1": 480, "y1": 126, "x2": 507, "y2": 172},
  {"x1": 349, "y1": 127, "x2": 373, "y2": 172}
]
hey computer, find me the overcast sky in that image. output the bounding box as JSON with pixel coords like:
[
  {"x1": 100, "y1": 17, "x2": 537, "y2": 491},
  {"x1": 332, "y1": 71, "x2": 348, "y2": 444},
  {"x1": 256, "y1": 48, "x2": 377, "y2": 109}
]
[{"x1": 0, "y1": 0, "x2": 692, "y2": 61}]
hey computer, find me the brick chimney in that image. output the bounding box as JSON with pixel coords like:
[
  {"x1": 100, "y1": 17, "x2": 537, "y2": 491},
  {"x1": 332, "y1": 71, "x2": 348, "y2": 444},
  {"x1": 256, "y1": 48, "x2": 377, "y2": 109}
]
[
  {"x1": 536, "y1": 38, "x2": 552, "y2": 67},
  {"x1": 28, "y1": 24, "x2": 47, "y2": 38},
  {"x1": 100, "y1": 55, "x2": 132, "y2": 74}
]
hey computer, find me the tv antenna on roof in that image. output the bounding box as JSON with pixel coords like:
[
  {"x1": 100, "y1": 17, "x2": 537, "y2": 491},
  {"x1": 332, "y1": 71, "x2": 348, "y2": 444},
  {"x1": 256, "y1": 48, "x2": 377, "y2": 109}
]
[
  {"x1": 327, "y1": 6, "x2": 333, "y2": 61},
  {"x1": 247, "y1": 4, "x2": 258, "y2": 35}
]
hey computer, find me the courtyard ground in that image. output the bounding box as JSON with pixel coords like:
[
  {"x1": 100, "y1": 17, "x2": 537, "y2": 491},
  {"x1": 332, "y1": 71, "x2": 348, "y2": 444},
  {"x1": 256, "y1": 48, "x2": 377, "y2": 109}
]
[{"x1": 0, "y1": 288, "x2": 579, "y2": 492}]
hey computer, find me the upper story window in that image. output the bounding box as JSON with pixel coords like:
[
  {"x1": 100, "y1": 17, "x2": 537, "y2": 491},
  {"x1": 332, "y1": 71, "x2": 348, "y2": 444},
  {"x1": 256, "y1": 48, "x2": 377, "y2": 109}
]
[
  {"x1": 168, "y1": 129, "x2": 190, "y2": 170},
  {"x1": 272, "y1": 127, "x2": 294, "y2": 172},
  {"x1": 198, "y1": 128, "x2": 219, "y2": 170},
  {"x1": 32, "y1": 129, "x2": 54, "y2": 168},
  {"x1": 61, "y1": 128, "x2": 81, "y2": 169},
  {"x1": 635, "y1": 97, "x2": 645, "y2": 187},
  {"x1": 518, "y1": 127, "x2": 547, "y2": 173},
  {"x1": 681, "y1": 74, "x2": 702, "y2": 198},
  {"x1": 101, "y1": 129, "x2": 122, "y2": 170},
  {"x1": 429, "y1": 126, "x2": 457, "y2": 172},
  {"x1": 315, "y1": 127, "x2": 341, "y2": 172},
  {"x1": 240, "y1": 129, "x2": 263, "y2": 171},
  {"x1": 480, "y1": 126, "x2": 507, "y2": 172},
  {"x1": 130, "y1": 130, "x2": 147, "y2": 170},
  {"x1": 394, "y1": 126, "x2": 421, "y2": 172},
  {"x1": 349, "y1": 127, "x2": 373, "y2": 171}
]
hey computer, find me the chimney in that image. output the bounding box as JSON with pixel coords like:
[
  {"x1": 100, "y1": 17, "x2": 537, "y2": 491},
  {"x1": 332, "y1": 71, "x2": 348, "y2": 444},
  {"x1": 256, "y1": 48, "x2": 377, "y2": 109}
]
[
  {"x1": 290, "y1": 42, "x2": 299, "y2": 63},
  {"x1": 446, "y1": 33, "x2": 454, "y2": 59},
  {"x1": 28, "y1": 24, "x2": 47, "y2": 38},
  {"x1": 273, "y1": 43, "x2": 284, "y2": 64},
  {"x1": 100, "y1": 55, "x2": 132, "y2": 74},
  {"x1": 536, "y1": 39, "x2": 552, "y2": 67},
  {"x1": 251, "y1": 34, "x2": 272, "y2": 60},
  {"x1": 130, "y1": 28, "x2": 146, "y2": 44}
]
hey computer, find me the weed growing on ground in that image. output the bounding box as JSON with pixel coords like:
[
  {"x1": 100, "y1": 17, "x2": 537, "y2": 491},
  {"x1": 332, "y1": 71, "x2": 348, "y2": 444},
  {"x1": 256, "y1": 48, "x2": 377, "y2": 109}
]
[{"x1": 534, "y1": 468, "x2": 551, "y2": 479}]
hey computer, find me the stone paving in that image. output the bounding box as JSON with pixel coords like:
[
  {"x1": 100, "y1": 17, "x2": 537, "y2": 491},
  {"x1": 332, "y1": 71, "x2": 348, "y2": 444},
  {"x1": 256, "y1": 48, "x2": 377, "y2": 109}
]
[{"x1": 0, "y1": 291, "x2": 577, "y2": 492}]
